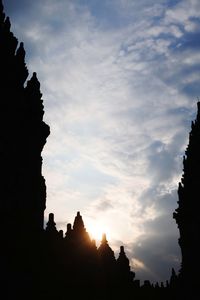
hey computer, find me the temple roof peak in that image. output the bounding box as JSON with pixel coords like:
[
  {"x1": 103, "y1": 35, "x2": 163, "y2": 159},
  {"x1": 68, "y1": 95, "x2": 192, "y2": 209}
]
[
  {"x1": 4, "y1": 16, "x2": 11, "y2": 31},
  {"x1": 16, "y1": 42, "x2": 25, "y2": 59},
  {"x1": 120, "y1": 245, "x2": 125, "y2": 253},
  {"x1": 117, "y1": 245, "x2": 129, "y2": 263},
  {"x1": 101, "y1": 233, "x2": 108, "y2": 244},
  {"x1": 28, "y1": 72, "x2": 40, "y2": 88},
  {"x1": 73, "y1": 211, "x2": 85, "y2": 231},
  {"x1": 47, "y1": 213, "x2": 56, "y2": 225}
]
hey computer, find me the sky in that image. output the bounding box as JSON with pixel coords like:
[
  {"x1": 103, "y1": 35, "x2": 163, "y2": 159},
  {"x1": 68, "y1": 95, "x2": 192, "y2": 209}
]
[{"x1": 3, "y1": 0, "x2": 200, "y2": 283}]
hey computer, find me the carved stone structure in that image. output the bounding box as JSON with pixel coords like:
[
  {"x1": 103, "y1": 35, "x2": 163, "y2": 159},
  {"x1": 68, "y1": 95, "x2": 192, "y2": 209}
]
[
  {"x1": 0, "y1": 1, "x2": 50, "y2": 237},
  {"x1": 174, "y1": 102, "x2": 200, "y2": 293},
  {"x1": 0, "y1": 2, "x2": 49, "y2": 298}
]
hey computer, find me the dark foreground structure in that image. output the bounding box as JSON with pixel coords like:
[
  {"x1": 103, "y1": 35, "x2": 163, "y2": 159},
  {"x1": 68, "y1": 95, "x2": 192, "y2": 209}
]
[{"x1": 0, "y1": 1, "x2": 199, "y2": 299}]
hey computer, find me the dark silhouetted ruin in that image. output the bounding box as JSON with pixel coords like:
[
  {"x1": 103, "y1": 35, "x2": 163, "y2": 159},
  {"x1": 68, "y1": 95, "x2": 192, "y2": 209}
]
[
  {"x1": 174, "y1": 103, "x2": 200, "y2": 296},
  {"x1": 0, "y1": 1, "x2": 198, "y2": 299}
]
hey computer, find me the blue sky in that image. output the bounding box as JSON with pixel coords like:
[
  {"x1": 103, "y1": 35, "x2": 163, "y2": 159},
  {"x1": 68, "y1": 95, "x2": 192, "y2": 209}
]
[{"x1": 3, "y1": 0, "x2": 200, "y2": 283}]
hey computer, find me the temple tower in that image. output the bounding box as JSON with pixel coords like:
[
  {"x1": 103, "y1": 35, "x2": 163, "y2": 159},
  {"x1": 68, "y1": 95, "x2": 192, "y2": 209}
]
[
  {"x1": 98, "y1": 233, "x2": 117, "y2": 286},
  {"x1": 0, "y1": 1, "x2": 50, "y2": 236},
  {"x1": 72, "y1": 211, "x2": 91, "y2": 245},
  {"x1": 117, "y1": 246, "x2": 135, "y2": 284},
  {"x1": 174, "y1": 102, "x2": 200, "y2": 290}
]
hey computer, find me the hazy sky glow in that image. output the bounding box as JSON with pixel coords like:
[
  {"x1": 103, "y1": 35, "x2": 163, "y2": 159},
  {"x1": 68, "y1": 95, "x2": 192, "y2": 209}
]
[{"x1": 3, "y1": 0, "x2": 200, "y2": 283}]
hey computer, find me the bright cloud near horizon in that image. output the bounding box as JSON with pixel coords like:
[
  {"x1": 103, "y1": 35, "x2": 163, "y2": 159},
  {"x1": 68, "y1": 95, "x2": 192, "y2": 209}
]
[{"x1": 4, "y1": 0, "x2": 200, "y2": 283}]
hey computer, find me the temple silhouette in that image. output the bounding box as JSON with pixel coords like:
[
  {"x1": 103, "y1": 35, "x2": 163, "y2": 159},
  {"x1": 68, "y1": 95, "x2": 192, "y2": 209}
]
[{"x1": 0, "y1": 1, "x2": 198, "y2": 299}]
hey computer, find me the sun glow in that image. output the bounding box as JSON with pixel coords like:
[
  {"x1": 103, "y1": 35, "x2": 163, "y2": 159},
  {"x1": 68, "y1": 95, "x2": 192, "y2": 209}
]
[{"x1": 86, "y1": 219, "x2": 110, "y2": 244}]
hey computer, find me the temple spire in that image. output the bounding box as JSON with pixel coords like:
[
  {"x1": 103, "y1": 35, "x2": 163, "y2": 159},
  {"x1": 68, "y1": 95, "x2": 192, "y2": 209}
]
[
  {"x1": 174, "y1": 101, "x2": 200, "y2": 292},
  {"x1": 101, "y1": 233, "x2": 108, "y2": 244},
  {"x1": 117, "y1": 246, "x2": 135, "y2": 285},
  {"x1": 0, "y1": 1, "x2": 49, "y2": 234},
  {"x1": 73, "y1": 211, "x2": 85, "y2": 232},
  {"x1": 46, "y1": 213, "x2": 58, "y2": 236},
  {"x1": 98, "y1": 233, "x2": 115, "y2": 262},
  {"x1": 71, "y1": 212, "x2": 91, "y2": 245}
]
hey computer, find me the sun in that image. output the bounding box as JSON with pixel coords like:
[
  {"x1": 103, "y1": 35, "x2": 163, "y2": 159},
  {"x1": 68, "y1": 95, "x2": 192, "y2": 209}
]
[{"x1": 86, "y1": 219, "x2": 109, "y2": 244}]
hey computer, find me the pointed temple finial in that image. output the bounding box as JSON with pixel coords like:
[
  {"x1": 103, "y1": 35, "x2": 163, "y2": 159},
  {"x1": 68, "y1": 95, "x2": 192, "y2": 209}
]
[
  {"x1": 169, "y1": 268, "x2": 178, "y2": 288},
  {"x1": 58, "y1": 230, "x2": 63, "y2": 239},
  {"x1": 49, "y1": 213, "x2": 55, "y2": 223},
  {"x1": 16, "y1": 42, "x2": 25, "y2": 60},
  {"x1": 26, "y1": 72, "x2": 41, "y2": 91},
  {"x1": 67, "y1": 223, "x2": 72, "y2": 232},
  {"x1": 120, "y1": 245, "x2": 125, "y2": 253},
  {"x1": 46, "y1": 213, "x2": 57, "y2": 233},
  {"x1": 73, "y1": 211, "x2": 85, "y2": 231},
  {"x1": 4, "y1": 16, "x2": 11, "y2": 31},
  {"x1": 91, "y1": 239, "x2": 97, "y2": 248},
  {"x1": 101, "y1": 233, "x2": 107, "y2": 244},
  {"x1": 117, "y1": 245, "x2": 129, "y2": 265},
  {"x1": 32, "y1": 71, "x2": 38, "y2": 80},
  {"x1": 65, "y1": 223, "x2": 75, "y2": 242},
  {"x1": 47, "y1": 213, "x2": 56, "y2": 226}
]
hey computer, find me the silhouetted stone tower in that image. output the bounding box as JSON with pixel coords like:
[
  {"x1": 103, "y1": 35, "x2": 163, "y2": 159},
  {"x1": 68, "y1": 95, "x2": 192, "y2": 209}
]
[
  {"x1": 71, "y1": 211, "x2": 91, "y2": 246},
  {"x1": 174, "y1": 102, "x2": 200, "y2": 291},
  {"x1": 117, "y1": 246, "x2": 135, "y2": 285},
  {"x1": 46, "y1": 213, "x2": 58, "y2": 237},
  {"x1": 98, "y1": 233, "x2": 117, "y2": 287},
  {"x1": 0, "y1": 1, "x2": 50, "y2": 236}
]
